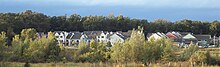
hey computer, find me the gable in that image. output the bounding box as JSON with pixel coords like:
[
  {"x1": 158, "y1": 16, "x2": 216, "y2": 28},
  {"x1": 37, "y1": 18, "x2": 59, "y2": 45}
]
[
  {"x1": 183, "y1": 33, "x2": 196, "y2": 39},
  {"x1": 80, "y1": 34, "x2": 88, "y2": 39},
  {"x1": 148, "y1": 33, "x2": 162, "y2": 40},
  {"x1": 55, "y1": 33, "x2": 60, "y2": 36},
  {"x1": 109, "y1": 34, "x2": 124, "y2": 41},
  {"x1": 166, "y1": 33, "x2": 177, "y2": 38}
]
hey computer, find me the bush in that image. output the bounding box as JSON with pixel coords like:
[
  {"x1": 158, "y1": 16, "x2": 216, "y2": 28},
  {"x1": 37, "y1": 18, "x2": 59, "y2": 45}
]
[
  {"x1": 189, "y1": 52, "x2": 207, "y2": 64},
  {"x1": 206, "y1": 52, "x2": 220, "y2": 65},
  {"x1": 190, "y1": 51, "x2": 220, "y2": 66},
  {"x1": 178, "y1": 45, "x2": 199, "y2": 61}
]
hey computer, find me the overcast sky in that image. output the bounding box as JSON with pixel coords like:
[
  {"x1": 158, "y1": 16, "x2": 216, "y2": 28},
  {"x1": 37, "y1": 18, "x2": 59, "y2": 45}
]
[{"x1": 1, "y1": 0, "x2": 220, "y2": 21}]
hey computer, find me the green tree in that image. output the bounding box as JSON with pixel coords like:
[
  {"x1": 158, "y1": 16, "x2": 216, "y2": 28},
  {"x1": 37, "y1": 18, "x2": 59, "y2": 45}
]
[
  {"x1": 26, "y1": 35, "x2": 48, "y2": 62},
  {"x1": 67, "y1": 14, "x2": 83, "y2": 31},
  {"x1": 74, "y1": 41, "x2": 90, "y2": 62},
  {"x1": 45, "y1": 32, "x2": 61, "y2": 62},
  {"x1": 142, "y1": 38, "x2": 164, "y2": 64},
  {"x1": 11, "y1": 35, "x2": 22, "y2": 61},
  {"x1": 128, "y1": 27, "x2": 145, "y2": 62},
  {"x1": 160, "y1": 39, "x2": 175, "y2": 61},
  {"x1": 20, "y1": 28, "x2": 37, "y2": 41},
  {"x1": 210, "y1": 20, "x2": 220, "y2": 35},
  {"x1": 179, "y1": 44, "x2": 199, "y2": 61},
  {"x1": 111, "y1": 42, "x2": 124, "y2": 63},
  {"x1": 111, "y1": 27, "x2": 145, "y2": 63},
  {"x1": 150, "y1": 19, "x2": 173, "y2": 32},
  {"x1": 0, "y1": 32, "x2": 7, "y2": 61}
]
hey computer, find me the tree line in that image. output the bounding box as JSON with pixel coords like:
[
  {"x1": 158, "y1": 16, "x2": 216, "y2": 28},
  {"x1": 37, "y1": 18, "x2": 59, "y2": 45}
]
[
  {"x1": 1, "y1": 10, "x2": 220, "y2": 46},
  {"x1": 1, "y1": 10, "x2": 220, "y2": 35}
]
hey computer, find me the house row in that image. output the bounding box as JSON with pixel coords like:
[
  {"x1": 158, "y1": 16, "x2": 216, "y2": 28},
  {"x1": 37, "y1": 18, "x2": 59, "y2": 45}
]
[
  {"x1": 147, "y1": 32, "x2": 213, "y2": 47},
  {"x1": 54, "y1": 31, "x2": 132, "y2": 46},
  {"x1": 52, "y1": 31, "x2": 219, "y2": 48}
]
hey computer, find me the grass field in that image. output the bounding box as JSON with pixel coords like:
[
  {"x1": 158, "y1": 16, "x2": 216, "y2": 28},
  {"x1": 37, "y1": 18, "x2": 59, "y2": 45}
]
[{"x1": 0, "y1": 62, "x2": 219, "y2": 67}]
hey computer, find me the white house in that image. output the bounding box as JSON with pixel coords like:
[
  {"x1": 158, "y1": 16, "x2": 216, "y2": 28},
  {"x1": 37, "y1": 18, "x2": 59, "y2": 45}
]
[
  {"x1": 66, "y1": 32, "x2": 91, "y2": 46},
  {"x1": 54, "y1": 31, "x2": 132, "y2": 47},
  {"x1": 96, "y1": 31, "x2": 110, "y2": 43},
  {"x1": 108, "y1": 33, "x2": 125, "y2": 45},
  {"x1": 148, "y1": 32, "x2": 167, "y2": 41},
  {"x1": 54, "y1": 31, "x2": 69, "y2": 45}
]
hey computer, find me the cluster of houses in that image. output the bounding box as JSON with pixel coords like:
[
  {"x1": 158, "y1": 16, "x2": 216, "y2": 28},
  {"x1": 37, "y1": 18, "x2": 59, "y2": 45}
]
[
  {"x1": 147, "y1": 32, "x2": 214, "y2": 47},
  {"x1": 53, "y1": 31, "x2": 219, "y2": 48},
  {"x1": 54, "y1": 31, "x2": 131, "y2": 46}
]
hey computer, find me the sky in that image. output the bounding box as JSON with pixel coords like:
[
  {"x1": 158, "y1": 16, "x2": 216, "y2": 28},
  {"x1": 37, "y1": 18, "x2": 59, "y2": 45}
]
[{"x1": 1, "y1": 0, "x2": 220, "y2": 21}]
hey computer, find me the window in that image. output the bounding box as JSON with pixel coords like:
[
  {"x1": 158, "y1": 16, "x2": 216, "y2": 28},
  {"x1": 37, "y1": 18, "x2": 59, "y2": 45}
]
[
  {"x1": 101, "y1": 36, "x2": 104, "y2": 38},
  {"x1": 56, "y1": 36, "x2": 59, "y2": 38},
  {"x1": 60, "y1": 36, "x2": 63, "y2": 38}
]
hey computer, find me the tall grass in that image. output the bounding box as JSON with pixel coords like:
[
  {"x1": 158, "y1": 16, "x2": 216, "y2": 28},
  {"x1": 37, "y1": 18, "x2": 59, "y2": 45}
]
[{"x1": 0, "y1": 62, "x2": 219, "y2": 67}]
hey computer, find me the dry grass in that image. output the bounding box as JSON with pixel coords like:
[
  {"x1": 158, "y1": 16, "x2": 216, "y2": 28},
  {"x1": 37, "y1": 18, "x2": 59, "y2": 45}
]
[{"x1": 0, "y1": 62, "x2": 219, "y2": 67}]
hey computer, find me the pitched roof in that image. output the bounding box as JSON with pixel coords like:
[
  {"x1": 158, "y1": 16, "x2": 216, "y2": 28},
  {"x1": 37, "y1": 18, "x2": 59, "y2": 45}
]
[
  {"x1": 83, "y1": 31, "x2": 102, "y2": 39},
  {"x1": 156, "y1": 32, "x2": 167, "y2": 38},
  {"x1": 179, "y1": 32, "x2": 190, "y2": 36},
  {"x1": 116, "y1": 34, "x2": 127, "y2": 39},
  {"x1": 166, "y1": 32, "x2": 177, "y2": 38},
  {"x1": 83, "y1": 31, "x2": 102, "y2": 35},
  {"x1": 121, "y1": 31, "x2": 132, "y2": 39},
  {"x1": 172, "y1": 32, "x2": 182, "y2": 38},
  {"x1": 195, "y1": 35, "x2": 211, "y2": 40},
  {"x1": 183, "y1": 33, "x2": 197, "y2": 40},
  {"x1": 107, "y1": 33, "x2": 114, "y2": 38},
  {"x1": 71, "y1": 32, "x2": 82, "y2": 39},
  {"x1": 146, "y1": 33, "x2": 153, "y2": 38},
  {"x1": 66, "y1": 33, "x2": 74, "y2": 39}
]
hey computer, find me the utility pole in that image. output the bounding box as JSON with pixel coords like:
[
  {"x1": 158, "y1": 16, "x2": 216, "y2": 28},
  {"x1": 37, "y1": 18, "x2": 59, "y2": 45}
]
[
  {"x1": 214, "y1": 35, "x2": 216, "y2": 46},
  {"x1": 219, "y1": 36, "x2": 220, "y2": 47}
]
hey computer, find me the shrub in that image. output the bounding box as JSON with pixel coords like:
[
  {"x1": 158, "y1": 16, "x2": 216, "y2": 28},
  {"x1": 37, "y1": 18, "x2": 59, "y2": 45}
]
[
  {"x1": 178, "y1": 45, "x2": 199, "y2": 61},
  {"x1": 189, "y1": 52, "x2": 207, "y2": 64}
]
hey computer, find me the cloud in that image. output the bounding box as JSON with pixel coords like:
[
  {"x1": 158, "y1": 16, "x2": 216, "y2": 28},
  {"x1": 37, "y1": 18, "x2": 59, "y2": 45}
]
[
  {"x1": 1, "y1": 0, "x2": 220, "y2": 8},
  {"x1": 69, "y1": 0, "x2": 220, "y2": 8}
]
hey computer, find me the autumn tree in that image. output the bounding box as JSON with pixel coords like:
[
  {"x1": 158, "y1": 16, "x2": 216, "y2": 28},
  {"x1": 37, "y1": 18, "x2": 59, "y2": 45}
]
[
  {"x1": 160, "y1": 39, "x2": 176, "y2": 61},
  {"x1": 210, "y1": 20, "x2": 220, "y2": 36},
  {"x1": 0, "y1": 32, "x2": 7, "y2": 61},
  {"x1": 111, "y1": 27, "x2": 145, "y2": 63}
]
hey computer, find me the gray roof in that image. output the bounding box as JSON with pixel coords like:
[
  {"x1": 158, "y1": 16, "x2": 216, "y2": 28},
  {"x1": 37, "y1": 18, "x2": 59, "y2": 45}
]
[
  {"x1": 107, "y1": 33, "x2": 114, "y2": 38},
  {"x1": 179, "y1": 32, "x2": 191, "y2": 36},
  {"x1": 156, "y1": 32, "x2": 167, "y2": 38},
  {"x1": 121, "y1": 31, "x2": 132, "y2": 39},
  {"x1": 66, "y1": 33, "x2": 74, "y2": 39},
  {"x1": 83, "y1": 31, "x2": 102, "y2": 39},
  {"x1": 83, "y1": 31, "x2": 102, "y2": 35},
  {"x1": 54, "y1": 31, "x2": 65, "y2": 35},
  {"x1": 195, "y1": 35, "x2": 211, "y2": 40},
  {"x1": 116, "y1": 34, "x2": 127, "y2": 39},
  {"x1": 72, "y1": 32, "x2": 82, "y2": 39},
  {"x1": 146, "y1": 33, "x2": 153, "y2": 38}
]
